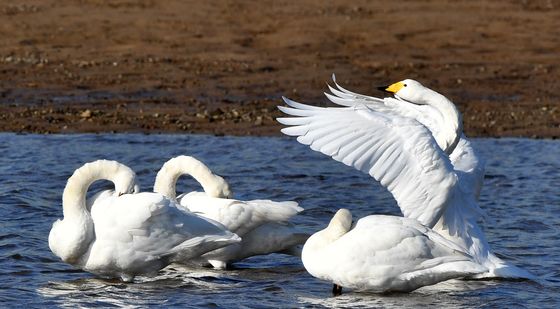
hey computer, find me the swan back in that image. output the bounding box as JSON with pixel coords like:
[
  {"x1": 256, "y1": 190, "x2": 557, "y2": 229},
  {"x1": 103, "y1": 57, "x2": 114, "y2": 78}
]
[
  {"x1": 87, "y1": 192, "x2": 240, "y2": 270},
  {"x1": 180, "y1": 193, "x2": 303, "y2": 236},
  {"x1": 154, "y1": 156, "x2": 232, "y2": 199},
  {"x1": 303, "y1": 213, "x2": 487, "y2": 292}
]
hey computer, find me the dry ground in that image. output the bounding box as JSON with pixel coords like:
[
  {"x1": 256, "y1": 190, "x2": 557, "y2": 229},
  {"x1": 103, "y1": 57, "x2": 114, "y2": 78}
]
[{"x1": 0, "y1": 0, "x2": 559, "y2": 137}]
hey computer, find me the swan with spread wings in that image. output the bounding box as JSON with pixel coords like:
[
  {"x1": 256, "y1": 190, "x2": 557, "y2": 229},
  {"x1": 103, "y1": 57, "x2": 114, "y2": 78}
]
[{"x1": 278, "y1": 76, "x2": 532, "y2": 279}]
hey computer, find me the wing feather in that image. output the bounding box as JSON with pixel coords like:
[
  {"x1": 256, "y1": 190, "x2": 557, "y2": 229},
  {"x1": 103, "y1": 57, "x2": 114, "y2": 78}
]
[
  {"x1": 278, "y1": 79, "x2": 491, "y2": 264},
  {"x1": 324, "y1": 92, "x2": 357, "y2": 106},
  {"x1": 278, "y1": 96, "x2": 457, "y2": 227},
  {"x1": 327, "y1": 85, "x2": 355, "y2": 101}
]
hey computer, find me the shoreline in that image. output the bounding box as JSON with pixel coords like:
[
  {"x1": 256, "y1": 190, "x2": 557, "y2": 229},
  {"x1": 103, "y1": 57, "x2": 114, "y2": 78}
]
[{"x1": 1, "y1": 95, "x2": 558, "y2": 138}]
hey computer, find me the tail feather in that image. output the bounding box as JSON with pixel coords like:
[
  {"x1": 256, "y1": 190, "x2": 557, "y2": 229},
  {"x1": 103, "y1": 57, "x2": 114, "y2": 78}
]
[
  {"x1": 475, "y1": 254, "x2": 536, "y2": 280},
  {"x1": 400, "y1": 259, "x2": 487, "y2": 283},
  {"x1": 246, "y1": 200, "x2": 303, "y2": 222}
]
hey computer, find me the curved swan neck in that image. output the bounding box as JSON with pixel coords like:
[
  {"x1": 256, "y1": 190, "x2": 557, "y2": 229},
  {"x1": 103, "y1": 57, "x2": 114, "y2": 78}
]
[
  {"x1": 421, "y1": 89, "x2": 463, "y2": 154},
  {"x1": 154, "y1": 156, "x2": 230, "y2": 199},
  {"x1": 62, "y1": 160, "x2": 136, "y2": 218},
  {"x1": 327, "y1": 209, "x2": 352, "y2": 238}
]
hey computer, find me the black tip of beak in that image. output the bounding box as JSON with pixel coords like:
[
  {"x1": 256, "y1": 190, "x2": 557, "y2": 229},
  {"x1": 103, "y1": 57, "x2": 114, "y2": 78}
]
[{"x1": 377, "y1": 85, "x2": 390, "y2": 93}]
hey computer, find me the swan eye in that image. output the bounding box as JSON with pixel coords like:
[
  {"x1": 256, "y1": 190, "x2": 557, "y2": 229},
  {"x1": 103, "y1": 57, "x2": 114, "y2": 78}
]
[{"x1": 404, "y1": 84, "x2": 407, "y2": 87}]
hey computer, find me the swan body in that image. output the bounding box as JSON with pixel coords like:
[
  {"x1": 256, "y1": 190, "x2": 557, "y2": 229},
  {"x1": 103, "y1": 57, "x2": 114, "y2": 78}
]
[
  {"x1": 278, "y1": 76, "x2": 533, "y2": 279},
  {"x1": 154, "y1": 156, "x2": 308, "y2": 268},
  {"x1": 302, "y1": 209, "x2": 487, "y2": 293},
  {"x1": 49, "y1": 160, "x2": 241, "y2": 281}
]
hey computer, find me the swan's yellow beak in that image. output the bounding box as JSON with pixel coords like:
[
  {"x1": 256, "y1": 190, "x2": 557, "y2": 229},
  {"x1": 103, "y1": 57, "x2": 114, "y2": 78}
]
[{"x1": 378, "y1": 81, "x2": 405, "y2": 94}]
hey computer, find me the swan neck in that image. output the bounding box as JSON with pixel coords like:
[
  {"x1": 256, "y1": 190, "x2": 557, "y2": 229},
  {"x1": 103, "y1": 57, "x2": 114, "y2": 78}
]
[
  {"x1": 154, "y1": 156, "x2": 225, "y2": 199},
  {"x1": 306, "y1": 221, "x2": 350, "y2": 254},
  {"x1": 62, "y1": 160, "x2": 132, "y2": 218},
  {"x1": 327, "y1": 224, "x2": 350, "y2": 241},
  {"x1": 423, "y1": 90, "x2": 462, "y2": 154},
  {"x1": 310, "y1": 210, "x2": 352, "y2": 249}
]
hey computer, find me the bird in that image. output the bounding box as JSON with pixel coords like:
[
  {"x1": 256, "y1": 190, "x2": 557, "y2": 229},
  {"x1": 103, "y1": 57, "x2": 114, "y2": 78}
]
[
  {"x1": 278, "y1": 75, "x2": 533, "y2": 279},
  {"x1": 153, "y1": 155, "x2": 309, "y2": 269},
  {"x1": 48, "y1": 160, "x2": 241, "y2": 282},
  {"x1": 302, "y1": 208, "x2": 487, "y2": 294}
]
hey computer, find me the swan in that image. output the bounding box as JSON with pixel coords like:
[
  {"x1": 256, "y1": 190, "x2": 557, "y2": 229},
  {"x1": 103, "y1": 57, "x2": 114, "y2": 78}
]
[
  {"x1": 48, "y1": 160, "x2": 241, "y2": 281},
  {"x1": 153, "y1": 155, "x2": 309, "y2": 269},
  {"x1": 302, "y1": 209, "x2": 487, "y2": 294},
  {"x1": 278, "y1": 76, "x2": 533, "y2": 279}
]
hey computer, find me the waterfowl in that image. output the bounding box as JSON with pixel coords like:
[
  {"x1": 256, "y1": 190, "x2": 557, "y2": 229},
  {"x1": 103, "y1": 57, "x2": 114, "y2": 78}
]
[
  {"x1": 302, "y1": 209, "x2": 487, "y2": 294},
  {"x1": 153, "y1": 155, "x2": 309, "y2": 269},
  {"x1": 278, "y1": 76, "x2": 533, "y2": 279},
  {"x1": 48, "y1": 160, "x2": 241, "y2": 281}
]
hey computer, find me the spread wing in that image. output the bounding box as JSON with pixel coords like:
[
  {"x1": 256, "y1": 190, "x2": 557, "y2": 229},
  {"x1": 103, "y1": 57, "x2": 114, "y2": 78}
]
[
  {"x1": 326, "y1": 75, "x2": 443, "y2": 138},
  {"x1": 278, "y1": 95, "x2": 457, "y2": 228},
  {"x1": 327, "y1": 78, "x2": 487, "y2": 237},
  {"x1": 329, "y1": 76, "x2": 485, "y2": 203}
]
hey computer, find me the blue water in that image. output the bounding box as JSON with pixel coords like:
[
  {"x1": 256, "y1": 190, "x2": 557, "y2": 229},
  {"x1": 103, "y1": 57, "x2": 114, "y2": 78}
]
[{"x1": 0, "y1": 133, "x2": 559, "y2": 308}]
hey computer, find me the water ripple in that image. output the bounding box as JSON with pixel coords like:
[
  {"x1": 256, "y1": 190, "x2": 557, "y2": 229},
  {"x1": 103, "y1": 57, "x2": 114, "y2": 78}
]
[{"x1": 0, "y1": 134, "x2": 558, "y2": 307}]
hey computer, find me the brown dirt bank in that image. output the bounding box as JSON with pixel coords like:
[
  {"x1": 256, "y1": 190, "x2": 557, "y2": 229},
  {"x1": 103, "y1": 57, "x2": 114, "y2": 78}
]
[{"x1": 0, "y1": 0, "x2": 559, "y2": 137}]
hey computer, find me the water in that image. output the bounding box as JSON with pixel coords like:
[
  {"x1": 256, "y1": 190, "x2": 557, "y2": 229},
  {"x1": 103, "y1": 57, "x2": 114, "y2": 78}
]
[{"x1": 0, "y1": 133, "x2": 559, "y2": 308}]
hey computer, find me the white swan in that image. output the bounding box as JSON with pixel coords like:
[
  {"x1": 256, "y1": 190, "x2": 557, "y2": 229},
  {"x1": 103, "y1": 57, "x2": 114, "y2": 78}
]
[
  {"x1": 278, "y1": 76, "x2": 533, "y2": 279},
  {"x1": 302, "y1": 209, "x2": 487, "y2": 294},
  {"x1": 48, "y1": 160, "x2": 241, "y2": 281},
  {"x1": 153, "y1": 155, "x2": 309, "y2": 269}
]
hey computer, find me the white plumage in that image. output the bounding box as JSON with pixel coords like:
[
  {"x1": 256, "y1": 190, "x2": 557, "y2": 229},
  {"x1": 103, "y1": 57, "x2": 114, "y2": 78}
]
[
  {"x1": 278, "y1": 76, "x2": 533, "y2": 279},
  {"x1": 48, "y1": 160, "x2": 241, "y2": 281},
  {"x1": 153, "y1": 156, "x2": 309, "y2": 269},
  {"x1": 302, "y1": 209, "x2": 487, "y2": 293}
]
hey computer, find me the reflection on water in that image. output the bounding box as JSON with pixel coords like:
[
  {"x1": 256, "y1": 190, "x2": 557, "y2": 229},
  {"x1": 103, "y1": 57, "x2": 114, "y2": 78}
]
[{"x1": 0, "y1": 134, "x2": 559, "y2": 307}]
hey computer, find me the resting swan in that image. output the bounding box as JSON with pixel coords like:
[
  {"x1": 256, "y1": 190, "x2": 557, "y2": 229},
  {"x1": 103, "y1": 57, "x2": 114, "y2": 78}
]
[
  {"x1": 153, "y1": 155, "x2": 309, "y2": 269},
  {"x1": 278, "y1": 76, "x2": 533, "y2": 279},
  {"x1": 302, "y1": 209, "x2": 487, "y2": 294},
  {"x1": 48, "y1": 160, "x2": 241, "y2": 281}
]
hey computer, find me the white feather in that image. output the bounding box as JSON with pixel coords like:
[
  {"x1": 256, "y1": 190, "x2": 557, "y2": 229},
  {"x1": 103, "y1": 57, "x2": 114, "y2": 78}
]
[
  {"x1": 302, "y1": 210, "x2": 487, "y2": 293},
  {"x1": 48, "y1": 160, "x2": 240, "y2": 281},
  {"x1": 153, "y1": 156, "x2": 309, "y2": 269},
  {"x1": 278, "y1": 77, "x2": 534, "y2": 279}
]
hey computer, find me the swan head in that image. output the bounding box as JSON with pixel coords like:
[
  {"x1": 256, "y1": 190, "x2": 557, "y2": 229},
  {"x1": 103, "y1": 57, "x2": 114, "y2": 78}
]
[
  {"x1": 379, "y1": 79, "x2": 429, "y2": 105},
  {"x1": 114, "y1": 171, "x2": 139, "y2": 196},
  {"x1": 206, "y1": 175, "x2": 233, "y2": 199},
  {"x1": 380, "y1": 79, "x2": 463, "y2": 154}
]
